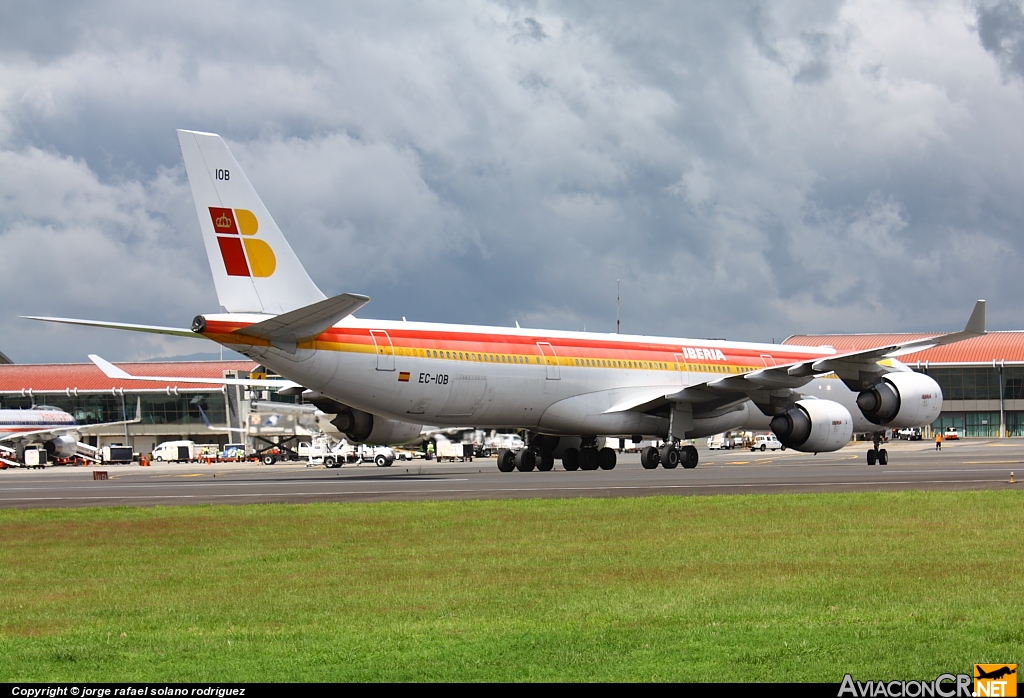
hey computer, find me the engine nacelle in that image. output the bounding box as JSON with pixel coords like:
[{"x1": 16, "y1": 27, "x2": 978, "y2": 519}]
[
  {"x1": 770, "y1": 399, "x2": 853, "y2": 453},
  {"x1": 856, "y1": 372, "x2": 942, "y2": 428},
  {"x1": 44, "y1": 434, "x2": 79, "y2": 459},
  {"x1": 329, "y1": 408, "x2": 422, "y2": 446}
]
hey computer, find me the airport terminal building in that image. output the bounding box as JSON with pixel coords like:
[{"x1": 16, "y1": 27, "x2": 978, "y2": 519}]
[
  {"x1": 0, "y1": 360, "x2": 261, "y2": 454},
  {"x1": 784, "y1": 331, "x2": 1024, "y2": 438}
]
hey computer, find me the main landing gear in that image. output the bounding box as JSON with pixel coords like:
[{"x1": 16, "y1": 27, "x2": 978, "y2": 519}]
[
  {"x1": 641, "y1": 442, "x2": 698, "y2": 470},
  {"x1": 561, "y1": 439, "x2": 617, "y2": 472},
  {"x1": 496, "y1": 437, "x2": 616, "y2": 472},
  {"x1": 866, "y1": 431, "x2": 888, "y2": 465}
]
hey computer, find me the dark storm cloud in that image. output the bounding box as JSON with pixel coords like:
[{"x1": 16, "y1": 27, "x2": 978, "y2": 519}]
[
  {"x1": 977, "y1": 0, "x2": 1024, "y2": 80},
  {"x1": 1, "y1": 1, "x2": 1023, "y2": 363}
]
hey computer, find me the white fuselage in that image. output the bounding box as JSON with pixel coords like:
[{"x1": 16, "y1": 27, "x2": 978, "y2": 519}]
[
  {"x1": 201, "y1": 314, "x2": 888, "y2": 438},
  {"x1": 0, "y1": 409, "x2": 78, "y2": 437}
]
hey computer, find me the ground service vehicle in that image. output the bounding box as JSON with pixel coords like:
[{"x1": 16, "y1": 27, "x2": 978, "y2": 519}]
[
  {"x1": 435, "y1": 440, "x2": 474, "y2": 462},
  {"x1": 944, "y1": 427, "x2": 960, "y2": 440},
  {"x1": 39, "y1": 130, "x2": 988, "y2": 472},
  {"x1": 301, "y1": 436, "x2": 355, "y2": 467},
  {"x1": 750, "y1": 434, "x2": 784, "y2": 452},
  {"x1": 220, "y1": 443, "x2": 250, "y2": 459},
  {"x1": 707, "y1": 434, "x2": 729, "y2": 450},
  {"x1": 102, "y1": 445, "x2": 134, "y2": 463},
  {"x1": 152, "y1": 440, "x2": 197, "y2": 462}
]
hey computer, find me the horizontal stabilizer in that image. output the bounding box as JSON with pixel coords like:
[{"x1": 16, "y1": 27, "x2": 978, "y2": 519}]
[
  {"x1": 23, "y1": 316, "x2": 197, "y2": 338},
  {"x1": 231, "y1": 292, "x2": 370, "y2": 351},
  {"x1": 88, "y1": 354, "x2": 298, "y2": 388}
]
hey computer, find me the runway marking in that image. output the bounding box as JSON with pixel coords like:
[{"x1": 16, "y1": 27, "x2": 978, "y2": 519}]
[
  {"x1": 882, "y1": 468, "x2": 1016, "y2": 473},
  {"x1": 0, "y1": 478, "x2": 1010, "y2": 503},
  {"x1": 0, "y1": 477, "x2": 471, "y2": 492},
  {"x1": 961, "y1": 460, "x2": 1024, "y2": 464}
]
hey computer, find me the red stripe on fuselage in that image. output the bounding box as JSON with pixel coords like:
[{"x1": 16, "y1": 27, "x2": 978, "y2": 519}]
[{"x1": 199, "y1": 320, "x2": 827, "y2": 366}]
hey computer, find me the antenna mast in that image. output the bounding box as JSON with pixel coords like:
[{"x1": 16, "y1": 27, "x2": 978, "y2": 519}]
[{"x1": 616, "y1": 279, "x2": 620, "y2": 334}]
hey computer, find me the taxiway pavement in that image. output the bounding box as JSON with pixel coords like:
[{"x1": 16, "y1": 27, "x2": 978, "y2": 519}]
[{"x1": 1, "y1": 439, "x2": 1020, "y2": 509}]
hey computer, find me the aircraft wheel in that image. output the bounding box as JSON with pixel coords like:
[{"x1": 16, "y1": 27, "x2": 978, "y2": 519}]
[
  {"x1": 562, "y1": 447, "x2": 580, "y2": 471},
  {"x1": 598, "y1": 447, "x2": 616, "y2": 470},
  {"x1": 640, "y1": 446, "x2": 660, "y2": 469},
  {"x1": 681, "y1": 445, "x2": 698, "y2": 469},
  {"x1": 866, "y1": 449, "x2": 877, "y2": 466},
  {"x1": 877, "y1": 448, "x2": 888, "y2": 466},
  {"x1": 497, "y1": 449, "x2": 516, "y2": 472},
  {"x1": 660, "y1": 444, "x2": 680, "y2": 469},
  {"x1": 579, "y1": 448, "x2": 599, "y2": 470},
  {"x1": 537, "y1": 454, "x2": 555, "y2": 472},
  {"x1": 515, "y1": 449, "x2": 536, "y2": 472}
]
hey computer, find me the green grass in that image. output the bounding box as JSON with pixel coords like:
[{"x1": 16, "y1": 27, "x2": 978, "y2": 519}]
[{"x1": 1, "y1": 491, "x2": 1022, "y2": 681}]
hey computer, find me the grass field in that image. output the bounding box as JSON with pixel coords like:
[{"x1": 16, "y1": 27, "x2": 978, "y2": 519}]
[{"x1": 1, "y1": 490, "x2": 1021, "y2": 682}]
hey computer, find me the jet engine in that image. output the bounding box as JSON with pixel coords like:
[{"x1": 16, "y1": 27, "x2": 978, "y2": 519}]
[
  {"x1": 770, "y1": 399, "x2": 853, "y2": 453},
  {"x1": 856, "y1": 372, "x2": 942, "y2": 428},
  {"x1": 327, "y1": 407, "x2": 421, "y2": 445},
  {"x1": 44, "y1": 434, "x2": 79, "y2": 459}
]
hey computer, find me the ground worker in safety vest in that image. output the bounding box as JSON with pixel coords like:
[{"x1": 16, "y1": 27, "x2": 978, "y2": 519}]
[{"x1": 935, "y1": 432, "x2": 942, "y2": 451}]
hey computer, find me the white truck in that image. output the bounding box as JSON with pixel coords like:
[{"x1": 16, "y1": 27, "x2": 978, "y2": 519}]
[
  {"x1": 355, "y1": 444, "x2": 396, "y2": 467},
  {"x1": 434, "y1": 439, "x2": 474, "y2": 462},
  {"x1": 301, "y1": 435, "x2": 356, "y2": 468},
  {"x1": 707, "y1": 434, "x2": 729, "y2": 450},
  {"x1": 152, "y1": 440, "x2": 198, "y2": 462},
  {"x1": 750, "y1": 434, "x2": 784, "y2": 452},
  {"x1": 302, "y1": 436, "x2": 395, "y2": 467}
]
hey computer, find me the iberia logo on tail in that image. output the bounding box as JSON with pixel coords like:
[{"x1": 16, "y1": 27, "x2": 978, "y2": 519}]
[{"x1": 208, "y1": 207, "x2": 276, "y2": 278}]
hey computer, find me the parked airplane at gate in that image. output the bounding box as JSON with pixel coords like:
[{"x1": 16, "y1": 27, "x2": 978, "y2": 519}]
[
  {"x1": 0, "y1": 402, "x2": 140, "y2": 467},
  {"x1": 27, "y1": 130, "x2": 985, "y2": 472}
]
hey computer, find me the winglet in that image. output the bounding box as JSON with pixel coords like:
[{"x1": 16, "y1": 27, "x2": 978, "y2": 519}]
[
  {"x1": 964, "y1": 300, "x2": 985, "y2": 335},
  {"x1": 89, "y1": 354, "x2": 134, "y2": 380}
]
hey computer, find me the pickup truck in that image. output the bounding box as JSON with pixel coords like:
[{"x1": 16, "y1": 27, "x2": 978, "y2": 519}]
[{"x1": 750, "y1": 434, "x2": 784, "y2": 452}]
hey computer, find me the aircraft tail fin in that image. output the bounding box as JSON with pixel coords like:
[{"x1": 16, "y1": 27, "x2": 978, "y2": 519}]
[{"x1": 176, "y1": 129, "x2": 325, "y2": 315}]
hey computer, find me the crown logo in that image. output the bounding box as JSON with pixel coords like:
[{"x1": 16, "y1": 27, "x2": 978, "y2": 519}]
[{"x1": 215, "y1": 213, "x2": 233, "y2": 229}]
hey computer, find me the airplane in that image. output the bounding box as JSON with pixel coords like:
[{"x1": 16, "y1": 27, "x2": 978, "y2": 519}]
[
  {"x1": 0, "y1": 400, "x2": 141, "y2": 468},
  {"x1": 975, "y1": 666, "x2": 1016, "y2": 681},
  {"x1": 26, "y1": 129, "x2": 986, "y2": 473}
]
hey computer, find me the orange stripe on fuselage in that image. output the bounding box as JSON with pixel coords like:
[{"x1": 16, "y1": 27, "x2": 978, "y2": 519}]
[{"x1": 200, "y1": 320, "x2": 826, "y2": 372}]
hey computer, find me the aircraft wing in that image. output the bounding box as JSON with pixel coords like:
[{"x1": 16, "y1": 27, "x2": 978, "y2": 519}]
[
  {"x1": 615, "y1": 300, "x2": 986, "y2": 416},
  {"x1": 88, "y1": 355, "x2": 299, "y2": 389},
  {"x1": 701, "y1": 299, "x2": 985, "y2": 394},
  {"x1": 22, "y1": 317, "x2": 198, "y2": 338}
]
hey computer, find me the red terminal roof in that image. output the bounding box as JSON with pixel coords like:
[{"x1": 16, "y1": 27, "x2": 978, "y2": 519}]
[
  {"x1": 784, "y1": 331, "x2": 1024, "y2": 365},
  {"x1": 0, "y1": 361, "x2": 257, "y2": 393}
]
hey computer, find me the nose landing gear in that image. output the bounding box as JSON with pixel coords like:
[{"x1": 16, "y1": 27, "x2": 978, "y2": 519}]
[{"x1": 866, "y1": 431, "x2": 888, "y2": 465}]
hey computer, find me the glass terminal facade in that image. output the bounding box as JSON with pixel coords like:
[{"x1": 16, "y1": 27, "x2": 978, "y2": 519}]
[
  {"x1": 0, "y1": 393, "x2": 229, "y2": 427},
  {"x1": 913, "y1": 366, "x2": 1024, "y2": 437}
]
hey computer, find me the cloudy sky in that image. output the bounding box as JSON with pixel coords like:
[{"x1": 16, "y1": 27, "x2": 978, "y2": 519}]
[{"x1": 2, "y1": 0, "x2": 1024, "y2": 363}]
